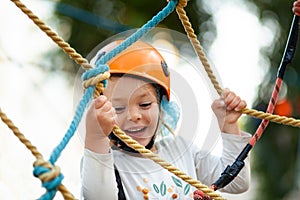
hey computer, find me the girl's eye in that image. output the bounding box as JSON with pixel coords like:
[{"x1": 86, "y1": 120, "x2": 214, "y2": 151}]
[
  {"x1": 140, "y1": 102, "x2": 152, "y2": 108},
  {"x1": 114, "y1": 106, "x2": 125, "y2": 113}
]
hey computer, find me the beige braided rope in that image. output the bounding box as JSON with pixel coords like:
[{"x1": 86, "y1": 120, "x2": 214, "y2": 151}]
[
  {"x1": 7, "y1": 0, "x2": 218, "y2": 198},
  {"x1": 0, "y1": 107, "x2": 75, "y2": 200},
  {"x1": 175, "y1": 1, "x2": 300, "y2": 128},
  {"x1": 0, "y1": 107, "x2": 42, "y2": 159},
  {"x1": 175, "y1": 2, "x2": 223, "y2": 95},
  {"x1": 9, "y1": 0, "x2": 107, "y2": 95},
  {"x1": 7, "y1": 0, "x2": 300, "y2": 199},
  {"x1": 242, "y1": 108, "x2": 300, "y2": 127},
  {"x1": 84, "y1": 74, "x2": 223, "y2": 198},
  {"x1": 10, "y1": 0, "x2": 93, "y2": 71},
  {"x1": 112, "y1": 126, "x2": 224, "y2": 200},
  {"x1": 83, "y1": 72, "x2": 111, "y2": 89}
]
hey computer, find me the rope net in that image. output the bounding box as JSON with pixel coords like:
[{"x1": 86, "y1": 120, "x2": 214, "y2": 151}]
[{"x1": 1, "y1": 0, "x2": 300, "y2": 199}]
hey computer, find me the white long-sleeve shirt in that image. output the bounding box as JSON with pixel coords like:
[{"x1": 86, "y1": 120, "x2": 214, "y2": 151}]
[{"x1": 81, "y1": 132, "x2": 251, "y2": 199}]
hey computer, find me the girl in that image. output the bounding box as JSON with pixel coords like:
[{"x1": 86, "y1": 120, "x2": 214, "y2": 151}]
[{"x1": 81, "y1": 40, "x2": 251, "y2": 199}]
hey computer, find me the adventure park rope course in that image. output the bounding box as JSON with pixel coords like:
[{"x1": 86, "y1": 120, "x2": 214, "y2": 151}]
[{"x1": 1, "y1": 0, "x2": 300, "y2": 199}]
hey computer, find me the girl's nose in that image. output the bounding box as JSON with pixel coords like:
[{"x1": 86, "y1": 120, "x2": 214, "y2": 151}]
[{"x1": 127, "y1": 107, "x2": 142, "y2": 121}]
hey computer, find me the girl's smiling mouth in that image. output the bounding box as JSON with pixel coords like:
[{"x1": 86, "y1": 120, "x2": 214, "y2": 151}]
[{"x1": 124, "y1": 127, "x2": 147, "y2": 136}]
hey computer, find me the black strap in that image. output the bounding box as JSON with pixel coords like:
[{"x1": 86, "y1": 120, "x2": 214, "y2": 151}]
[
  {"x1": 114, "y1": 165, "x2": 126, "y2": 200},
  {"x1": 109, "y1": 132, "x2": 155, "y2": 153}
]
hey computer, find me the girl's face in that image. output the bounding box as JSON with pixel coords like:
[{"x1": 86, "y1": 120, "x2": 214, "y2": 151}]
[{"x1": 103, "y1": 76, "x2": 161, "y2": 147}]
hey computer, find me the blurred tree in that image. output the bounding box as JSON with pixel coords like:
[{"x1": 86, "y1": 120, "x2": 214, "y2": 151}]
[{"x1": 244, "y1": 0, "x2": 300, "y2": 199}]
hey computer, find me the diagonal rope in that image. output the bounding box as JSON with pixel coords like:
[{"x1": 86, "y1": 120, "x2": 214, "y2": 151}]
[
  {"x1": 6, "y1": 0, "x2": 300, "y2": 199},
  {"x1": 6, "y1": 0, "x2": 221, "y2": 199},
  {"x1": 175, "y1": 2, "x2": 300, "y2": 195},
  {"x1": 10, "y1": 0, "x2": 93, "y2": 71},
  {"x1": 175, "y1": 1, "x2": 300, "y2": 128},
  {"x1": 0, "y1": 107, "x2": 75, "y2": 200},
  {"x1": 7, "y1": 0, "x2": 224, "y2": 198},
  {"x1": 50, "y1": 0, "x2": 178, "y2": 166},
  {"x1": 112, "y1": 126, "x2": 225, "y2": 199},
  {"x1": 49, "y1": 0, "x2": 180, "y2": 196},
  {"x1": 81, "y1": 0, "x2": 223, "y2": 198}
]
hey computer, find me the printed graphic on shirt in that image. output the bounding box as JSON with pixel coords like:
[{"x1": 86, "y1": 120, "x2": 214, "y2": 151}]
[{"x1": 136, "y1": 176, "x2": 193, "y2": 199}]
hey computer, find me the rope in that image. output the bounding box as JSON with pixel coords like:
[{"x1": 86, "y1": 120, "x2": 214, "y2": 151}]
[
  {"x1": 10, "y1": 0, "x2": 93, "y2": 71},
  {"x1": 82, "y1": 1, "x2": 224, "y2": 198},
  {"x1": 175, "y1": 3, "x2": 223, "y2": 95},
  {"x1": 8, "y1": 0, "x2": 219, "y2": 199},
  {"x1": 112, "y1": 126, "x2": 224, "y2": 199},
  {"x1": 243, "y1": 108, "x2": 300, "y2": 127},
  {"x1": 5, "y1": 0, "x2": 300, "y2": 199},
  {"x1": 80, "y1": 0, "x2": 224, "y2": 197},
  {"x1": 0, "y1": 107, "x2": 75, "y2": 200},
  {"x1": 175, "y1": 0, "x2": 300, "y2": 130}
]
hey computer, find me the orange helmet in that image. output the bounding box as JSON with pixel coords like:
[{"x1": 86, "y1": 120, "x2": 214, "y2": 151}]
[{"x1": 92, "y1": 40, "x2": 170, "y2": 100}]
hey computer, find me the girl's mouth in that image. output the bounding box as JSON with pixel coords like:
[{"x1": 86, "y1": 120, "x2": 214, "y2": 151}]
[{"x1": 124, "y1": 127, "x2": 147, "y2": 136}]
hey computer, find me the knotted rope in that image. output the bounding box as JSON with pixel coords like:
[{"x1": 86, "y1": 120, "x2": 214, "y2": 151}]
[
  {"x1": 4, "y1": 0, "x2": 300, "y2": 199},
  {"x1": 0, "y1": 107, "x2": 75, "y2": 200},
  {"x1": 7, "y1": 0, "x2": 224, "y2": 199}
]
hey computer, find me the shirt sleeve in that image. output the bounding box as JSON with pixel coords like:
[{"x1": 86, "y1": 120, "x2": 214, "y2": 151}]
[
  {"x1": 80, "y1": 148, "x2": 118, "y2": 200},
  {"x1": 195, "y1": 131, "x2": 251, "y2": 193}
]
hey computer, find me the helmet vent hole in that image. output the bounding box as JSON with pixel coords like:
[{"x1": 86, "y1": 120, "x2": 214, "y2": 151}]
[{"x1": 161, "y1": 60, "x2": 169, "y2": 77}]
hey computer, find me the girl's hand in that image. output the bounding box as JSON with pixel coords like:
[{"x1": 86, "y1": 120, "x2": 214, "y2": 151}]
[
  {"x1": 211, "y1": 88, "x2": 247, "y2": 135},
  {"x1": 85, "y1": 95, "x2": 116, "y2": 140},
  {"x1": 293, "y1": 0, "x2": 300, "y2": 16}
]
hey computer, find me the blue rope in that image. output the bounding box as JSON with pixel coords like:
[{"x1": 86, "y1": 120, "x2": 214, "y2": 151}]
[
  {"x1": 81, "y1": 63, "x2": 110, "y2": 87},
  {"x1": 98, "y1": 0, "x2": 178, "y2": 65},
  {"x1": 35, "y1": 86, "x2": 94, "y2": 199},
  {"x1": 48, "y1": 85, "x2": 94, "y2": 165},
  {"x1": 33, "y1": 166, "x2": 64, "y2": 200},
  {"x1": 38, "y1": 191, "x2": 56, "y2": 200},
  {"x1": 35, "y1": 0, "x2": 178, "y2": 198}
]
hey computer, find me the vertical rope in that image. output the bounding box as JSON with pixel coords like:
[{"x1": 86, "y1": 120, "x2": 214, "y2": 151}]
[
  {"x1": 175, "y1": 1, "x2": 300, "y2": 127},
  {"x1": 175, "y1": 3, "x2": 223, "y2": 95},
  {"x1": 5, "y1": 0, "x2": 300, "y2": 199}
]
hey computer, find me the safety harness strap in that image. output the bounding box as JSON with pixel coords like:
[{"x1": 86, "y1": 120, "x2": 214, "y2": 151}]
[{"x1": 114, "y1": 165, "x2": 126, "y2": 200}]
